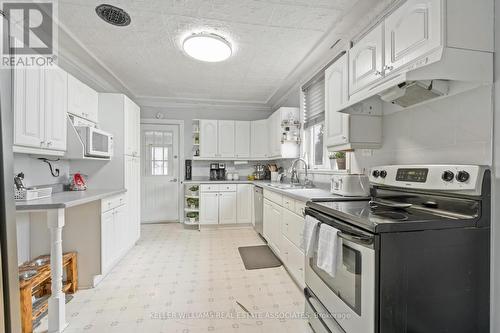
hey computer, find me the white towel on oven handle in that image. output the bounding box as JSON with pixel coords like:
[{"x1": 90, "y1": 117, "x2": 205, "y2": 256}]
[
  {"x1": 316, "y1": 224, "x2": 343, "y2": 278},
  {"x1": 302, "y1": 215, "x2": 320, "y2": 257}
]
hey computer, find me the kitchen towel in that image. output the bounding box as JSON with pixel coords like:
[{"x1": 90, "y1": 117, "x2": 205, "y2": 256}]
[
  {"x1": 302, "y1": 215, "x2": 320, "y2": 257},
  {"x1": 316, "y1": 224, "x2": 343, "y2": 278}
]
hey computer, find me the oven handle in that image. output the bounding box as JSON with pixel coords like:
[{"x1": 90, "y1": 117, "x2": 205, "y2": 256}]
[{"x1": 337, "y1": 231, "x2": 374, "y2": 246}]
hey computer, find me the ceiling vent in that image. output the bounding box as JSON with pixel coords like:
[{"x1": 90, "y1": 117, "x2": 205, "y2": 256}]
[{"x1": 95, "y1": 4, "x2": 131, "y2": 26}]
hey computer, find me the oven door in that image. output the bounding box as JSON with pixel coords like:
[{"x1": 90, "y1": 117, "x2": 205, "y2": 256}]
[
  {"x1": 87, "y1": 128, "x2": 113, "y2": 157},
  {"x1": 305, "y1": 208, "x2": 376, "y2": 333}
]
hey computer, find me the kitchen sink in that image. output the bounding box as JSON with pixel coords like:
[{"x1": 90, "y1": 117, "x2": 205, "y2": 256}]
[{"x1": 266, "y1": 183, "x2": 314, "y2": 190}]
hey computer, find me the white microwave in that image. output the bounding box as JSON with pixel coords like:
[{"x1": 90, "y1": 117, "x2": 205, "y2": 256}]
[{"x1": 75, "y1": 126, "x2": 113, "y2": 158}]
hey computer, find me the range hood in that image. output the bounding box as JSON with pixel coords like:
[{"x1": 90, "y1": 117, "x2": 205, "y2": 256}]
[{"x1": 340, "y1": 47, "x2": 493, "y2": 114}]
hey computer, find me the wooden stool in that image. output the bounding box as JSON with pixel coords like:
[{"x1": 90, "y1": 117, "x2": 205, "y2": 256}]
[{"x1": 19, "y1": 252, "x2": 78, "y2": 333}]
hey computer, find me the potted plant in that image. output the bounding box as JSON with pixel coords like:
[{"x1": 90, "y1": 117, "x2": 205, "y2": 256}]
[
  {"x1": 186, "y1": 197, "x2": 199, "y2": 209},
  {"x1": 329, "y1": 151, "x2": 346, "y2": 170},
  {"x1": 186, "y1": 211, "x2": 198, "y2": 223},
  {"x1": 188, "y1": 185, "x2": 199, "y2": 196}
]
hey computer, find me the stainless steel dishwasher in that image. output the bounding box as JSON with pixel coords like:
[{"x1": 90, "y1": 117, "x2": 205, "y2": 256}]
[{"x1": 253, "y1": 186, "x2": 263, "y2": 235}]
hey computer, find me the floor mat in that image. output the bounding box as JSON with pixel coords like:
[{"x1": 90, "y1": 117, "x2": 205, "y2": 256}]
[{"x1": 238, "y1": 245, "x2": 282, "y2": 270}]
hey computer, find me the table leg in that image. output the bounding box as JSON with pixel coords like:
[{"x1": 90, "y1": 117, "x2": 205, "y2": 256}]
[{"x1": 47, "y1": 209, "x2": 67, "y2": 333}]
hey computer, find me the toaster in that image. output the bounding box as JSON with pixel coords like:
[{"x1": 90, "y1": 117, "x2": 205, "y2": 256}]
[{"x1": 331, "y1": 174, "x2": 370, "y2": 197}]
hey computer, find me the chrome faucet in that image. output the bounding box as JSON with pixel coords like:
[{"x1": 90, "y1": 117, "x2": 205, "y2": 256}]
[{"x1": 289, "y1": 158, "x2": 313, "y2": 187}]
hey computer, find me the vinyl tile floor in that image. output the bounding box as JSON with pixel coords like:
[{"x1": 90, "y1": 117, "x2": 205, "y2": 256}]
[{"x1": 35, "y1": 223, "x2": 311, "y2": 333}]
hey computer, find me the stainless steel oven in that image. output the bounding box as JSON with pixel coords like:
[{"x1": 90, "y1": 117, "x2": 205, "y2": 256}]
[{"x1": 305, "y1": 208, "x2": 376, "y2": 333}]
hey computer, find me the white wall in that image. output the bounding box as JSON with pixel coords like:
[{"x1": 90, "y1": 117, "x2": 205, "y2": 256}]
[
  {"x1": 13, "y1": 154, "x2": 70, "y2": 187},
  {"x1": 140, "y1": 106, "x2": 272, "y2": 159}
]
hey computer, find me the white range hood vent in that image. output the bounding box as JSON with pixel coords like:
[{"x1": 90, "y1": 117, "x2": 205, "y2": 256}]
[{"x1": 340, "y1": 47, "x2": 493, "y2": 114}]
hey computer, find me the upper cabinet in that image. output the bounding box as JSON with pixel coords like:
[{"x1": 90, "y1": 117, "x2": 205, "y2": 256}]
[
  {"x1": 199, "y1": 120, "x2": 219, "y2": 158},
  {"x1": 325, "y1": 54, "x2": 350, "y2": 147},
  {"x1": 124, "y1": 97, "x2": 140, "y2": 157},
  {"x1": 268, "y1": 107, "x2": 300, "y2": 159},
  {"x1": 250, "y1": 119, "x2": 268, "y2": 159},
  {"x1": 234, "y1": 121, "x2": 250, "y2": 158},
  {"x1": 349, "y1": 24, "x2": 384, "y2": 96},
  {"x1": 67, "y1": 74, "x2": 98, "y2": 123},
  {"x1": 384, "y1": 0, "x2": 442, "y2": 74},
  {"x1": 217, "y1": 121, "x2": 235, "y2": 158},
  {"x1": 13, "y1": 66, "x2": 67, "y2": 156}
]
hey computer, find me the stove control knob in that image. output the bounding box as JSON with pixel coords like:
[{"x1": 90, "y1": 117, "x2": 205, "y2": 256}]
[
  {"x1": 380, "y1": 170, "x2": 387, "y2": 178},
  {"x1": 372, "y1": 170, "x2": 380, "y2": 178},
  {"x1": 456, "y1": 171, "x2": 470, "y2": 183},
  {"x1": 441, "y1": 170, "x2": 454, "y2": 182}
]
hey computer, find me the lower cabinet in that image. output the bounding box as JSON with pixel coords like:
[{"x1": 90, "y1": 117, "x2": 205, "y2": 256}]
[
  {"x1": 200, "y1": 184, "x2": 253, "y2": 224},
  {"x1": 263, "y1": 190, "x2": 305, "y2": 286},
  {"x1": 101, "y1": 193, "x2": 135, "y2": 275}
]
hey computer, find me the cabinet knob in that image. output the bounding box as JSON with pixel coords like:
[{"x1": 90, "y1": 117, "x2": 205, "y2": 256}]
[
  {"x1": 375, "y1": 70, "x2": 383, "y2": 76},
  {"x1": 47, "y1": 141, "x2": 52, "y2": 146}
]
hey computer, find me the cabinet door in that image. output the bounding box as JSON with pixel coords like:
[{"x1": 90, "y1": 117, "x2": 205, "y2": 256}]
[
  {"x1": 263, "y1": 199, "x2": 272, "y2": 242},
  {"x1": 44, "y1": 67, "x2": 67, "y2": 151},
  {"x1": 267, "y1": 112, "x2": 281, "y2": 158},
  {"x1": 269, "y1": 202, "x2": 282, "y2": 256},
  {"x1": 349, "y1": 24, "x2": 384, "y2": 95},
  {"x1": 217, "y1": 120, "x2": 235, "y2": 158},
  {"x1": 125, "y1": 156, "x2": 141, "y2": 244},
  {"x1": 199, "y1": 120, "x2": 218, "y2": 158},
  {"x1": 250, "y1": 119, "x2": 268, "y2": 158},
  {"x1": 237, "y1": 184, "x2": 253, "y2": 224},
  {"x1": 384, "y1": 0, "x2": 442, "y2": 74},
  {"x1": 114, "y1": 204, "x2": 127, "y2": 257},
  {"x1": 200, "y1": 192, "x2": 219, "y2": 224},
  {"x1": 14, "y1": 67, "x2": 45, "y2": 148},
  {"x1": 219, "y1": 192, "x2": 236, "y2": 224},
  {"x1": 67, "y1": 74, "x2": 98, "y2": 122},
  {"x1": 101, "y1": 210, "x2": 114, "y2": 273},
  {"x1": 234, "y1": 121, "x2": 250, "y2": 158},
  {"x1": 325, "y1": 54, "x2": 350, "y2": 148},
  {"x1": 124, "y1": 97, "x2": 141, "y2": 156}
]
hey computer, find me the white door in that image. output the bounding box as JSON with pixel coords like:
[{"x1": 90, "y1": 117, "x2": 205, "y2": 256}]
[
  {"x1": 200, "y1": 192, "x2": 219, "y2": 224},
  {"x1": 234, "y1": 121, "x2": 250, "y2": 158},
  {"x1": 199, "y1": 120, "x2": 218, "y2": 158},
  {"x1": 325, "y1": 54, "x2": 350, "y2": 147},
  {"x1": 384, "y1": 0, "x2": 442, "y2": 74},
  {"x1": 219, "y1": 192, "x2": 237, "y2": 224},
  {"x1": 349, "y1": 23, "x2": 384, "y2": 95},
  {"x1": 114, "y1": 204, "x2": 127, "y2": 256},
  {"x1": 44, "y1": 67, "x2": 68, "y2": 151},
  {"x1": 263, "y1": 199, "x2": 272, "y2": 242},
  {"x1": 124, "y1": 97, "x2": 141, "y2": 156},
  {"x1": 217, "y1": 120, "x2": 235, "y2": 158},
  {"x1": 251, "y1": 120, "x2": 268, "y2": 158},
  {"x1": 101, "y1": 209, "x2": 114, "y2": 273},
  {"x1": 14, "y1": 67, "x2": 45, "y2": 148},
  {"x1": 237, "y1": 184, "x2": 253, "y2": 224},
  {"x1": 270, "y1": 203, "x2": 282, "y2": 256},
  {"x1": 141, "y1": 124, "x2": 180, "y2": 223},
  {"x1": 125, "y1": 155, "x2": 141, "y2": 242}
]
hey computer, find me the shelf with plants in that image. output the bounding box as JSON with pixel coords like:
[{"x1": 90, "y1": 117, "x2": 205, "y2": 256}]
[
  {"x1": 192, "y1": 120, "x2": 200, "y2": 157},
  {"x1": 185, "y1": 211, "x2": 199, "y2": 225}
]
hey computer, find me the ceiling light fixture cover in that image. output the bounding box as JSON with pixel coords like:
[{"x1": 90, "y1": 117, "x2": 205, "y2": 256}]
[{"x1": 183, "y1": 33, "x2": 232, "y2": 62}]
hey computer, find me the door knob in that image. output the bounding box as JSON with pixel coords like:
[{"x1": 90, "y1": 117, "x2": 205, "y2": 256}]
[{"x1": 170, "y1": 178, "x2": 178, "y2": 182}]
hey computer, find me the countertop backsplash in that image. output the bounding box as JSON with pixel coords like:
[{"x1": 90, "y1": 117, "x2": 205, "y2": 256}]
[{"x1": 13, "y1": 154, "x2": 70, "y2": 188}]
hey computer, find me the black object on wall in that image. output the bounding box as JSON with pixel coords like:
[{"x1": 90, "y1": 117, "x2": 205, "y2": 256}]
[{"x1": 185, "y1": 159, "x2": 192, "y2": 180}]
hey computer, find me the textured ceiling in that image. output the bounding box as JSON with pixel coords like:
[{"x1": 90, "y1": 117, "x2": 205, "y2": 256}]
[{"x1": 58, "y1": 0, "x2": 363, "y2": 104}]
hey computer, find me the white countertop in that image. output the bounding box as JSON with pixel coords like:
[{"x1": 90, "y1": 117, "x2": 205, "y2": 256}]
[{"x1": 15, "y1": 189, "x2": 127, "y2": 211}]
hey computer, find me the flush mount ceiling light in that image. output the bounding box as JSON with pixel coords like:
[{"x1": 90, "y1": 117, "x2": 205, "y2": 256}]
[{"x1": 183, "y1": 33, "x2": 232, "y2": 62}]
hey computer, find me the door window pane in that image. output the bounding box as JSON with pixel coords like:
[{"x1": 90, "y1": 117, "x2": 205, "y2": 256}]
[{"x1": 144, "y1": 130, "x2": 173, "y2": 176}]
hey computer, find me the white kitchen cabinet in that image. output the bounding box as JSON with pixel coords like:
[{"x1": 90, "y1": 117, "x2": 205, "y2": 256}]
[
  {"x1": 100, "y1": 194, "x2": 127, "y2": 275},
  {"x1": 217, "y1": 120, "x2": 235, "y2": 158},
  {"x1": 13, "y1": 66, "x2": 67, "y2": 155},
  {"x1": 114, "y1": 204, "x2": 127, "y2": 255},
  {"x1": 44, "y1": 67, "x2": 68, "y2": 151},
  {"x1": 100, "y1": 209, "x2": 114, "y2": 273},
  {"x1": 234, "y1": 121, "x2": 250, "y2": 158},
  {"x1": 282, "y1": 237, "x2": 305, "y2": 287},
  {"x1": 199, "y1": 120, "x2": 218, "y2": 158},
  {"x1": 237, "y1": 184, "x2": 253, "y2": 224},
  {"x1": 14, "y1": 67, "x2": 44, "y2": 149},
  {"x1": 67, "y1": 73, "x2": 98, "y2": 122},
  {"x1": 269, "y1": 201, "x2": 283, "y2": 257},
  {"x1": 124, "y1": 97, "x2": 141, "y2": 157},
  {"x1": 251, "y1": 119, "x2": 268, "y2": 158},
  {"x1": 263, "y1": 199, "x2": 272, "y2": 242},
  {"x1": 282, "y1": 207, "x2": 304, "y2": 250},
  {"x1": 384, "y1": 0, "x2": 442, "y2": 75},
  {"x1": 124, "y1": 155, "x2": 141, "y2": 243},
  {"x1": 349, "y1": 24, "x2": 384, "y2": 95},
  {"x1": 268, "y1": 111, "x2": 281, "y2": 158},
  {"x1": 219, "y1": 192, "x2": 237, "y2": 224},
  {"x1": 325, "y1": 54, "x2": 350, "y2": 147},
  {"x1": 200, "y1": 192, "x2": 219, "y2": 224}
]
